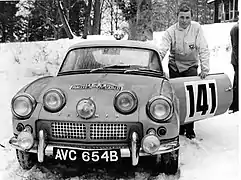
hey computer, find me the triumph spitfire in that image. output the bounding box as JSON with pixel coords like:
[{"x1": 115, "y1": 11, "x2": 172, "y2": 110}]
[{"x1": 9, "y1": 40, "x2": 233, "y2": 175}]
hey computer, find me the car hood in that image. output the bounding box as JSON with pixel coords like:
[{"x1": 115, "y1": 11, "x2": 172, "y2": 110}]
[{"x1": 37, "y1": 73, "x2": 165, "y2": 122}]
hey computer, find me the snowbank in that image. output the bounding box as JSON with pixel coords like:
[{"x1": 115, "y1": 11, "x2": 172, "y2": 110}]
[
  {"x1": 0, "y1": 22, "x2": 236, "y2": 81},
  {"x1": 0, "y1": 38, "x2": 82, "y2": 79}
]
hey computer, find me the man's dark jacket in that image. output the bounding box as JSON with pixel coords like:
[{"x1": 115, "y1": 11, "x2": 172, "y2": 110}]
[{"x1": 230, "y1": 23, "x2": 239, "y2": 66}]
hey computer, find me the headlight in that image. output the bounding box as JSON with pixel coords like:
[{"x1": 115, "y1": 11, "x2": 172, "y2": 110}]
[
  {"x1": 17, "y1": 129, "x2": 34, "y2": 150},
  {"x1": 76, "y1": 98, "x2": 96, "y2": 119},
  {"x1": 43, "y1": 88, "x2": 66, "y2": 112},
  {"x1": 146, "y1": 96, "x2": 173, "y2": 122},
  {"x1": 114, "y1": 91, "x2": 138, "y2": 114},
  {"x1": 11, "y1": 93, "x2": 36, "y2": 119},
  {"x1": 142, "y1": 134, "x2": 160, "y2": 154}
]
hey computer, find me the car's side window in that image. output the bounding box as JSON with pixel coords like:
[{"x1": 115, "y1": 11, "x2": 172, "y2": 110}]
[
  {"x1": 61, "y1": 51, "x2": 77, "y2": 72},
  {"x1": 149, "y1": 52, "x2": 162, "y2": 71}
]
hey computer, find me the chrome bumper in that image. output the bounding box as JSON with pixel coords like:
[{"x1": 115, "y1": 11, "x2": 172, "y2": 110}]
[{"x1": 9, "y1": 130, "x2": 180, "y2": 166}]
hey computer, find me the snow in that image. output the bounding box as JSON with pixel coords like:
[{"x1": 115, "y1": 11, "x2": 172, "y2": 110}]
[{"x1": 0, "y1": 22, "x2": 240, "y2": 180}]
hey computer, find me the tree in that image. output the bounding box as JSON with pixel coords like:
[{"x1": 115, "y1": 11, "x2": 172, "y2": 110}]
[
  {"x1": 33, "y1": 0, "x2": 59, "y2": 40},
  {"x1": 16, "y1": 0, "x2": 63, "y2": 41},
  {"x1": 0, "y1": 0, "x2": 218, "y2": 42},
  {"x1": 152, "y1": 0, "x2": 178, "y2": 31},
  {"x1": 82, "y1": 0, "x2": 104, "y2": 37},
  {"x1": 108, "y1": 0, "x2": 115, "y2": 34},
  {"x1": 83, "y1": 0, "x2": 92, "y2": 39},
  {"x1": 92, "y1": 0, "x2": 102, "y2": 34},
  {"x1": 214, "y1": 0, "x2": 220, "y2": 23},
  {"x1": 101, "y1": 0, "x2": 125, "y2": 35},
  {"x1": 187, "y1": 0, "x2": 214, "y2": 24},
  {"x1": 56, "y1": 0, "x2": 75, "y2": 39},
  {"x1": 68, "y1": 0, "x2": 86, "y2": 36},
  {"x1": 117, "y1": 0, "x2": 153, "y2": 41},
  {"x1": 15, "y1": 0, "x2": 87, "y2": 41},
  {"x1": 0, "y1": 1, "x2": 19, "y2": 42}
]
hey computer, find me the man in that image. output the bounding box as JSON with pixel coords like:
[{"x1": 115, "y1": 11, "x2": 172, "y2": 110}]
[
  {"x1": 159, "y1": 2, "x2": 210, "y2": 139},
  {"x1": 229, "y1": 21, "x2": 239, "y2": 113}
]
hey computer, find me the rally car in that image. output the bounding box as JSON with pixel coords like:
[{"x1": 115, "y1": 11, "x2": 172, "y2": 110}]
[{"x1": 9, "y1": 40, "x2": 233, "y2": 175}]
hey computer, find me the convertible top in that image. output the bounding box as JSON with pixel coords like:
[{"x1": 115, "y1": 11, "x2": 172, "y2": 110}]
[{"x1": 68, "y1": 40, "x2": 160, "y2": 52}]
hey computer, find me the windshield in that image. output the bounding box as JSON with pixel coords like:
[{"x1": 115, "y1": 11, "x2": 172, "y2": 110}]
[{"x1": 59, "y1": 47, "x2": 163, "y2": 73}]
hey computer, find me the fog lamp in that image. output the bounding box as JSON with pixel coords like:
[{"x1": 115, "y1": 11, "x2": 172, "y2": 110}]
[
  {"x1": 16, "y1": 123, "x2": 24, "y2": 132},
  {"x1": 146, "y1": 128, "x2": 156, "y2": 135},
  {"x1": 17, "y1": 130, "x2": 34, "y2": 150},
  {"x1": 157, "y1": 126, "x2": 167, "y2": 136},
  {"x1": 141, "y1": 134, "x2": 160, "y2": 154}
]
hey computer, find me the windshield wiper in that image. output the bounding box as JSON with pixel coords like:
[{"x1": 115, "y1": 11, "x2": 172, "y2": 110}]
[
  {"x1": 58, "y1": 69, "x2": 92, "y2": 75},
  {"x1": 124, "y1": 67, "x2": 162, "y2": 74},
  {"x1": 90, "y1": 64, "x2": 131, "y2": 72}
]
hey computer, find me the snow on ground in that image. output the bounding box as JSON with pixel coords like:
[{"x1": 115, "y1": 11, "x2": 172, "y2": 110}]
[{"x1": 0, "y1": 22, "x2": 239, "y2": 180}]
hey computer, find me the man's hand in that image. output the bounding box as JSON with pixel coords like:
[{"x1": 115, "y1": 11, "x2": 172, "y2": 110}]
[
  {"x1": 199, "y1": 72, "x2": 208, "y2": 79},
  {"x1": 163, "y1": 72, "x2": 169, "y2": 78}
]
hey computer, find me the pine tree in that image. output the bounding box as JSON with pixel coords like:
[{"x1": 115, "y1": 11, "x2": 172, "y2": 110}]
[{"x1": 0, "y1": 1, "x2": 19, "y2": 42}]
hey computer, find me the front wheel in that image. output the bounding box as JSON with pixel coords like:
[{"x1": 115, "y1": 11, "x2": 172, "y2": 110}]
[
  {"x1": 160, "y1": 150, "x2": 179, "y2": 175},
  {"x1": 153, "y1": 150, "x2": 179, "y2": 175},
  {"x1": 16, "y1": 149, "x2": 37, "y2": 170}
]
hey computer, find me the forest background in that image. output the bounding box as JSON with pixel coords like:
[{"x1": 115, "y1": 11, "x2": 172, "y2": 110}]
[{"x1": 0, "y1": 0, "x2": 220, "y2": 42}]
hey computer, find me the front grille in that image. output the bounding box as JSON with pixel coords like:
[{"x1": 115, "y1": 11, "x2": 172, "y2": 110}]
[
  {"x1": 51, "y1": 122, "x2": 86, "y2": 139},
  {"x1": 50, "y1": 122, "x2": 128, "y2": 140},
  {"x1": 37, "y1": 120, "x2": 142, "y2": 142},
  {"x1": 90, "y1": 123, "x2": 127, "y2": 140}
]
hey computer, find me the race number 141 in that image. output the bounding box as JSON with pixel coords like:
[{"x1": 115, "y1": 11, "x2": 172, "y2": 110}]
[{"x1": 184, "y1": 80, "x2": 218, "y2": 121}]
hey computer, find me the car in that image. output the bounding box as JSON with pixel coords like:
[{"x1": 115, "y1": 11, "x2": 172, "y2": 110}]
[{"x1": 9, "y1": 40, "x2": 233, "y2": 175}]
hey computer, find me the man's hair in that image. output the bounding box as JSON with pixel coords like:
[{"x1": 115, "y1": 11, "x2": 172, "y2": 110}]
[{"x1": 177, "y1": 2, "x2": 193, "y2": 16}]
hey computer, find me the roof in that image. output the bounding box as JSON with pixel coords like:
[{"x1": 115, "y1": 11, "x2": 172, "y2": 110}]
[{"x1": 68, "y1": 40, "x2": 160, "y2": 52}]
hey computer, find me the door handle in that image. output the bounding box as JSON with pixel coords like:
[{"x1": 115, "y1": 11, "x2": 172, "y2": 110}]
[{"x1": 225, "y1": 86, "x2": 232, "y2": 92}]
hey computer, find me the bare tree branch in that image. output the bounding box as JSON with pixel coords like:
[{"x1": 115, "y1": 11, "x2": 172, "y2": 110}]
[{"x1": 56, "y1": 0, "x2": 75, "y2": 39}]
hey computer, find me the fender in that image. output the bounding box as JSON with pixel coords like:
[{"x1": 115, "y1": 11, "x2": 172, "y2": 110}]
[
  {"x1": 169, "y1": 73, "x2": 233, "y2": 125},
  {"x1": 23, "y1": 76, "x2": 54, "y2": 101}
]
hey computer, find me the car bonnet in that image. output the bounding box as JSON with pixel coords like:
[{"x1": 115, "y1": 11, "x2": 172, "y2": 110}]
[{"x1": 38, "y1": 73, "x2": 165, "y2": 122}]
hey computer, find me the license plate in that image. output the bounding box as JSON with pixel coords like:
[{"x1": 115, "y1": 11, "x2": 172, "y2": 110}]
[{"x1": 53, "y1": 147, "x2": 121, "y2": 163}]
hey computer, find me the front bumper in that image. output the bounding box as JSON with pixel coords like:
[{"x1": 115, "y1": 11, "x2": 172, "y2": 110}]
[{"x1": 9, "y1": 130, "x2": 180, "y2": 166}]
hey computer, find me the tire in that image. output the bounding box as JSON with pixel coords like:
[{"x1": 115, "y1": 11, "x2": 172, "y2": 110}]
[
  {"x1": 16, "y1": 149, "x2": 37, "y2": 170},
  {"x1": 152, "y1": 150, "x2": 179, "y2": 175},
  {"x1": 160, "y1": 150, "x2": 179, "y2": 175}
]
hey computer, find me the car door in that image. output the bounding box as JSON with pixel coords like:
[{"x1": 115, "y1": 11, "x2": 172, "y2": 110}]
[{"x1": 169, "y1": 73, "x2": 233, "y2": 125}]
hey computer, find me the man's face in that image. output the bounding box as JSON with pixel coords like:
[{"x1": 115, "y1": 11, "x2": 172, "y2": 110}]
[{"x1": 178, "y1": 11, "x2": 192, "y2": 29}]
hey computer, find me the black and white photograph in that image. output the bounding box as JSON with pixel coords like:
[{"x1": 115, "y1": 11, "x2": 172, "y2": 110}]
[{"x1": 0, "y1": 0, "x2": 239, "y2": 179}]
